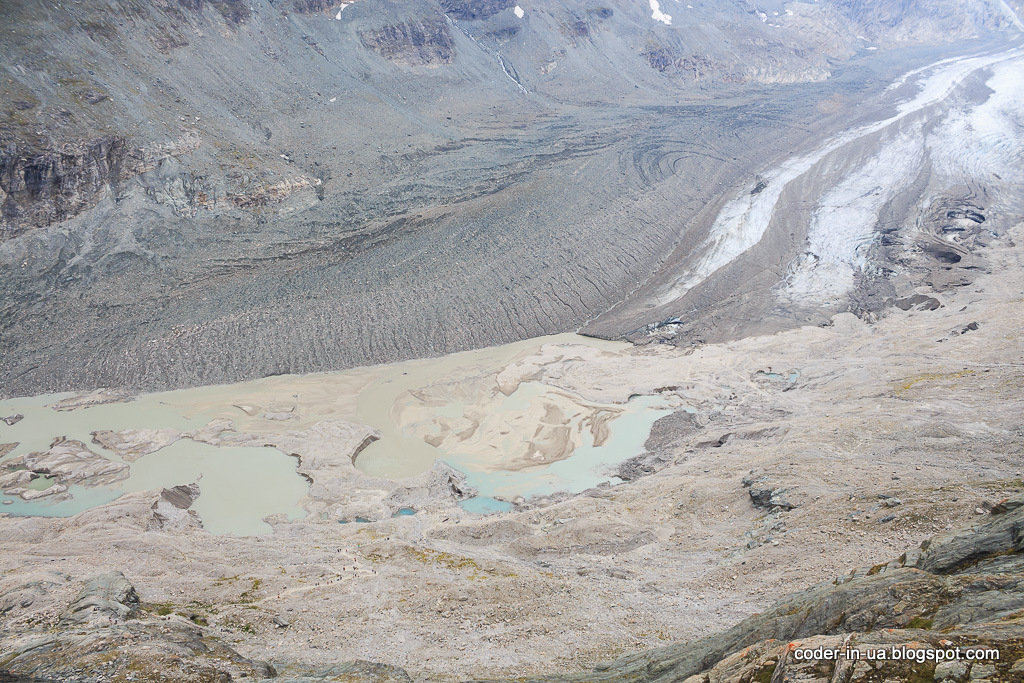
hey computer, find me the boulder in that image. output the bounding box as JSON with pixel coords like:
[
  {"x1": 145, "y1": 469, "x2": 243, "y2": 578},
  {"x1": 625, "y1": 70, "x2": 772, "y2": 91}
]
[
  {"x1": 748, "y1": 485, "x2": 798, "y2": 511},
  {"x1": 60, "y1": 571, "x2": 139, "y2": 626},
  {"x1": 149, "y1": 483, "x2": 202, "y2": 531}
]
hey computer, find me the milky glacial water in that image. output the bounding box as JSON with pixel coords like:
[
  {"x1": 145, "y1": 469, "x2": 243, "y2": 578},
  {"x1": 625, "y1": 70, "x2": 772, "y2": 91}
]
[
  {"x1": 444, "y1": 392, "x2": 670, "y2": 501},
  {"x1": 0, "y1": 334, "x2": 671, "y2": 529},
  {"x1": 122, "y1": 440, "x2": 309, "y2": 536}
]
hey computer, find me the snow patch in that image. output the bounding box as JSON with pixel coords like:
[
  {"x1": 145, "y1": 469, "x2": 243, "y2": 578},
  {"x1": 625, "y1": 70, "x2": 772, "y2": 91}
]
[
  {"x1": 783, "y1": 127, "x2": 924, "y2": 303},
  {"x1": 928, "y1": 58, "x2": 1024, "y2": 181},
  {"x1": 650, "y1": 0, "x2": 672, "y2": 24},
  {"x1": 782, "y1": 51, "x2": 1024, "y2": 305},
  {"x1": 653, "y1": 47, "x2": 1024, "y2": 306},
  {"x1": 514, "y1": 5, "x2": 524, "y2": 18},
  {"x1": 333, "y1": 2, "x2": 351, "y2": 20}
]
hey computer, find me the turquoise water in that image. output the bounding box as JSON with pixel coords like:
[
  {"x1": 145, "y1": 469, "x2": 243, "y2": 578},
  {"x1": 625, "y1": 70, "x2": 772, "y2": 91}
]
[
  {"x1": 0, "y1": 392, "x2": 215, "y2": 461},
  {"x1": 459, "y1": 497, "x2": 514, "y2": 514},
  {"x1": 0, "y1": 394, "x2": 309, "y2": 534},
  {"x1": 1, "y1": 484, "x2": 123, "y2": 517},
  {"x1": 755, "y1": 370, "x2": 800, "y2": 383},
  {"x1": 0, "y1": 333, "x2": 674, "y2": 529}
]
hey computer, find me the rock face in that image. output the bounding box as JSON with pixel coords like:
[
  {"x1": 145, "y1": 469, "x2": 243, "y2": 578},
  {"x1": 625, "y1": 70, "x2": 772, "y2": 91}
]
[
  {"x1": 498, "y1": 493, "x2": 1024, "y2": 683},
  {"x1": 0, "y1": 137, "x2": 126, "y2": 240},
  {"x1": 59, "y1": 571, "x2": 139, "y2": 626},
  {"x1": 1, "y1": 136, "x2": 200, "y2": 240},
  {"x1": 359, "y1": 16, "x2": 455, "y2": 65},
  {"x1": 149, "y1": 483, "x2": 202, "y2": 531}
]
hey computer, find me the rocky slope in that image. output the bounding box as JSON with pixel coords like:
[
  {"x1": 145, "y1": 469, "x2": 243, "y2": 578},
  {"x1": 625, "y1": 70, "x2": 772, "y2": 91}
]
[
  {"x1": 1, "y1": 0, "x2": 1020, "y2": 396},
  {"x1": 2, "y1": 495, "x2": 1022, "y2": 682},
  {"x1": 515, "y1": 494, "x2": 1024, "y2": 683},
  {"x1": 0, "y1": 216, "x2": 1021, "y2": 680}
]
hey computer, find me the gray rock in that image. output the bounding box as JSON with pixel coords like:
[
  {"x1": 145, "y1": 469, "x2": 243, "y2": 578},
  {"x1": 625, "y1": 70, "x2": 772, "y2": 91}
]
[
  {"x1": 149, "y1": 483, "x2": 202, "y2": 530},
  {"x1": 748, "y1": 485, "x2": 798, "y2": 511},
  {"x1": 59, "y1": 571, "x2": 139, "y2": 626},
  {"x1": 970, "y1": 663, "x2": 996, "y2": 679},
  {"x1": 158, "y1": 483, "x2": 200, "y2": 510},
  {"x1": 892, "y1": 294, "x2": 942, "y2": 311},
  {"x1": 934, "y1": 660, "x2": 968, "y2": 680},
  {"x1": 917, "y1": 493, "x2": 1024, "y2": 574},
  {"x1": 741, "y1": 473, "x2": 765, "y2": 488},
  {"x1": 643, "y1": 410, "x2": 702, "y2": 453},
  {"x1": 617, "y1": 451, "x2": 675, "y2": 482}
]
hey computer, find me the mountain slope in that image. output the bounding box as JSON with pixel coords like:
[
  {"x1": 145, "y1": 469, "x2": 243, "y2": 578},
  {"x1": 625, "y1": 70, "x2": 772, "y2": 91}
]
[{"x1": 0, "y1": 0, "x2": 1019, "y2": 395}]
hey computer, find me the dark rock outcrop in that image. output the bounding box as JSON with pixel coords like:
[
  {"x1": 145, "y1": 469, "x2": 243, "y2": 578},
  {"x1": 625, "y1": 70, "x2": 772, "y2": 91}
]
[
  {"x1": 0, "y1": 138, "x2": 125, "y2": 240},
  {"x1": 747, "y1": 485, "x2": 798, "y2": 511},
  {"x1": 891, "y1": 294, "x2": 943, "y2": 311},
  {"x1": 439, "y1": 0, "x2": 515, "y2": 21},
  {"x1": 149, "y1": 483, "x2": 202, "y2": 530},
  {"x1": 743, "y1": 473, "x2": 799, "y2": 511},
  {"x1": 0, "y1": 134, "x2": 200, "y2": 240},
  {"x1": 617, "y1": 410, "x2": 701, "y2": 481},
  {"x1": 360, "y1": 17, "x2": 455, "y2": 66}
]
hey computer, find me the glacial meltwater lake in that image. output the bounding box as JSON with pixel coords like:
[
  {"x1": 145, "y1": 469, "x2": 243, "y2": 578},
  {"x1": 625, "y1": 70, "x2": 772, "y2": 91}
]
[{"x1": 0, "y1": 334, "x2": 679, "y2": 532}]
